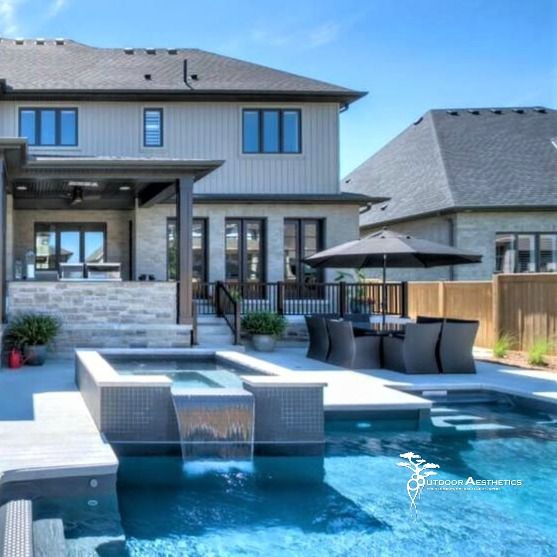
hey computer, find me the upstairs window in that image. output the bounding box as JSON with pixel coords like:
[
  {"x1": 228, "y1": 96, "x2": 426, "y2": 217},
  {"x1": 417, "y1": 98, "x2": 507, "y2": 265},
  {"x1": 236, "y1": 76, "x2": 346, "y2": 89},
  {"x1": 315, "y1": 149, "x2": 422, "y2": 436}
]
[
  {"x1": 143, "y1": 108, "x2": 163, "y2": 147},
  {"x1": 242, "y1": 109, "x2": 301, "y2": 154},
  {"x1": 19, "y1": 108, "x2": 78, "y2": 146}
]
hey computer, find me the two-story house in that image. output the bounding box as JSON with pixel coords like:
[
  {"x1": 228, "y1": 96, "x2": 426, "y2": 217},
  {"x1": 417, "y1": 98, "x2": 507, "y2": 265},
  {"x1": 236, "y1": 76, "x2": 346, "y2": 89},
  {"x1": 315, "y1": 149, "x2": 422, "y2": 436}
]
[{"x1": 0, "y1": 38, "x2": 376, "y2": 350}]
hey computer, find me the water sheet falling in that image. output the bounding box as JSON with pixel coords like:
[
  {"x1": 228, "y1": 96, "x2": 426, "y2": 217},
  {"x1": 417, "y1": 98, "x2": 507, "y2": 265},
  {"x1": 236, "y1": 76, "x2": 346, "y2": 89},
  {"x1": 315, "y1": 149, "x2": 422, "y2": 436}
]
[{"x1": 171, "y1": 388, "x2": 255, "y2": 460}]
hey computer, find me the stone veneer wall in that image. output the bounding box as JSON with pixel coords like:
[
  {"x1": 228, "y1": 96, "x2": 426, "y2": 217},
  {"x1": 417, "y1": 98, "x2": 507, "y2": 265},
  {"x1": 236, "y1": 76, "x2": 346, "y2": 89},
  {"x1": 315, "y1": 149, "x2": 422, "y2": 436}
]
[{"x1": 7, "y1": 282, "x2": 190, "y2": 354}]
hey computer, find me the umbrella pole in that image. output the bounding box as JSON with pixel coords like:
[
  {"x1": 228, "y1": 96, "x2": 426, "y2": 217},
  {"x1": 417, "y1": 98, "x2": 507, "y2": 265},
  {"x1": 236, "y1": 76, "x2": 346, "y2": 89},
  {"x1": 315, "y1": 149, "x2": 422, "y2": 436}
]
[{"x1": 382, "y1": 253, "x2": 387, "y2": 328}]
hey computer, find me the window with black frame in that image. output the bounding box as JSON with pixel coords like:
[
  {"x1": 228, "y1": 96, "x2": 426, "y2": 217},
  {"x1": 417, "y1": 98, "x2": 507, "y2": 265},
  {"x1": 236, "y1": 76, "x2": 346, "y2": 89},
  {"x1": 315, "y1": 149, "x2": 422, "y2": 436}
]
[
  {"x1": 167, "y1": 218, "x2": 208, "y2": 282},
  {"x1": 225, "y1": 219, "x2": 265, "y2": 283},
  {"x1": 242, "y1": 109, "x2": 301, "y2": 154},
  {"x1": 19, "y1": 108, "x2": 78, "y2": 146},
  {"x1": 495, "y1": 232, "x2": 557, "y2": 273},
  {"x1": 34, "y1": 223, "x2": 105, "y2": 270},
  {"x1": 284, "y1": 219, "x2": 323, "y2": 293}
]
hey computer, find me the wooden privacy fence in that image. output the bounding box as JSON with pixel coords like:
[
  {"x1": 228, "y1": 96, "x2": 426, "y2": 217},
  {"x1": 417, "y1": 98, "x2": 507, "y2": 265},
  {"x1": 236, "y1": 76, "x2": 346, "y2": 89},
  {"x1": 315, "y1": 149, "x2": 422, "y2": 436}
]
[{"x1": 407, "y1": 274, "x2": 557, "y2": 353}]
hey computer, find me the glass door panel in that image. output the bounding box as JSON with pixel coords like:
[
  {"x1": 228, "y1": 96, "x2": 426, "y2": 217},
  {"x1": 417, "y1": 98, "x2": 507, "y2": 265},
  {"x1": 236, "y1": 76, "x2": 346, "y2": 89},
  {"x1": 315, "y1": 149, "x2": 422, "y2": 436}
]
[
  {"x1": 59, "y1": 230, "x2": 80, "y2": 264},
  {"x1": 84, "y1": 231, "x2": 105, "y2": 263},
  {"x1": 35, "y1": 229, "x2": 56, "y2": 270}
]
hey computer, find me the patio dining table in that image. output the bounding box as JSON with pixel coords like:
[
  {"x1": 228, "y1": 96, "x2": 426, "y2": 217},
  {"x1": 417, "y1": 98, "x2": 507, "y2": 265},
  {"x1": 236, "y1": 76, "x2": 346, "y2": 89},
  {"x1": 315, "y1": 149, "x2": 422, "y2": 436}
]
[{"x1": 352, "y1": 322, "x2": 407, "y2": 337}]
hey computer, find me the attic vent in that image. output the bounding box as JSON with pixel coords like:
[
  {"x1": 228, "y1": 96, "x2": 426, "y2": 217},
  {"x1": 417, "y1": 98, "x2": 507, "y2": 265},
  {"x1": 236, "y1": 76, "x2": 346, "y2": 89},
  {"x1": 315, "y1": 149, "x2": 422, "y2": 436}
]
[
  {"x1": 380, "y1": 203, "x2": 389, "y2": 211},
  {"x1": 490, "y1": 109, "x2": 503, "y2": 114},
  {"x1": 124, "y1": 47, "x2": 134, "y2": 54},
  {"x1": 146, "y1": 48, "x2": 156, "y2": 54},
  {"x1": 55, "y1": 38, "x2": 65, "y2": 45},
  {"x1": 144, "y1": 74, "x2": 152, "y2": 81},
  {"x1": 513, "y1": 108, "x2": 525, "y2": 114},
  {"x1": 446, "y1": 110, "x2": 459, "y2": 116},
  {"x1": 467, "y1": 109, "x2": 480, "y2": 115},
  {"x1": 413, "y1": 116, "x2": 423, "y2": 126},
  {"x1": 15, "y1": 38, "x2": 24, "y2": 45},
  {"x1": 190, "y1": 74, "x2": 199, "y2": 81},
  {"x1": 168, "y1": 48, "x2": 178, "y2": 55},
  {"x1": 534, "y1": 107, "x2": 547, "y2": 114},
  {"x1": 36, "y1": 38, "x2": 45, "y2": 45}
]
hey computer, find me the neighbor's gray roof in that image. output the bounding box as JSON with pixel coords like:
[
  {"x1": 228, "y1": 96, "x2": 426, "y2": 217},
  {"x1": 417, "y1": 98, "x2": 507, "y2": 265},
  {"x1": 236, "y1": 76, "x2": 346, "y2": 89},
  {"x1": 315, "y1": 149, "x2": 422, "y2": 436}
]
[
  {"x1": 343, "y1": 107, "x2": 557, "y2": 228},
  {"x1": 0, "y1": 38, "x2": 364, "y2": 103}
]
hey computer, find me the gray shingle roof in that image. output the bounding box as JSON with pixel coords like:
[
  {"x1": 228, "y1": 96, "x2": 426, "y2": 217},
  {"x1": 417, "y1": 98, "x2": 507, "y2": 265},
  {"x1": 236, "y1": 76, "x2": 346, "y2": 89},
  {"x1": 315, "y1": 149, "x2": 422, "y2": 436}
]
[
  {"x1": 343, "y1": 107, "x2": 557, "y2": 228},
  {"x1": 0, "y1": 38, "x2": 364, "y2": 102}
]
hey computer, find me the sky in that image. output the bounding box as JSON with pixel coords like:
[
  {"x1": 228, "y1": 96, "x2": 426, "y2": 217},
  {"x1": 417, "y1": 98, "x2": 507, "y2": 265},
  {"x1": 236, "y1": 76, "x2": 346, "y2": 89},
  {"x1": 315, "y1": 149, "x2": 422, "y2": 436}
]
[{"x1": 1, "y1": 0, "x2": 555, "y2": 176}]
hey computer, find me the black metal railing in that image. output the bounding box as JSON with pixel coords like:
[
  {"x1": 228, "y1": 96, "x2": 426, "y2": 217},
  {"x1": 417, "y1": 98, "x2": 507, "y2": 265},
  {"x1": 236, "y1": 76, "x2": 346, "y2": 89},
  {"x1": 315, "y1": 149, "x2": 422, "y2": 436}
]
[
  {"x1": 194, "y1": 281, "x2": 408, "y2": 318},
  {"x1": 215, "y1": 281, "x2": 241, "y2": 345}
]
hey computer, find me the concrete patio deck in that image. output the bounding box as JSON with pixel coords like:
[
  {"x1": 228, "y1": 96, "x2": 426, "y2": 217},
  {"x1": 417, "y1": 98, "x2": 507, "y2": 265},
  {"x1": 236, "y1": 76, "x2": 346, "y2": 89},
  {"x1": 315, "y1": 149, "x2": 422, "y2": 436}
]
[
  {"x1": 0, "y1": 360, "x2": 117, "y2": 487},
  {"x1": 247, "y1": 346, "x2": 557, "y2": 411}
]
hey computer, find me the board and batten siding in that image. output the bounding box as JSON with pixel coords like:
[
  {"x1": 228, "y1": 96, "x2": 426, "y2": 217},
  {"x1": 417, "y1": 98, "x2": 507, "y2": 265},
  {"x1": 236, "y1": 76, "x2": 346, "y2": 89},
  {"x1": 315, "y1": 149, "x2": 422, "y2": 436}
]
[{"x1": 0, "y1": 101, "x2": 340, "y2": 195}]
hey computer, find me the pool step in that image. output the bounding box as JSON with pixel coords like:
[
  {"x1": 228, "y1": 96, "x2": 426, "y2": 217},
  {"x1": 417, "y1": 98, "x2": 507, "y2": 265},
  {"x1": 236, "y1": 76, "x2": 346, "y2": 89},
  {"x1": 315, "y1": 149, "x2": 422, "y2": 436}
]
[{"x1": 33, "y1": 519, "x2": 66, "y2": 557}]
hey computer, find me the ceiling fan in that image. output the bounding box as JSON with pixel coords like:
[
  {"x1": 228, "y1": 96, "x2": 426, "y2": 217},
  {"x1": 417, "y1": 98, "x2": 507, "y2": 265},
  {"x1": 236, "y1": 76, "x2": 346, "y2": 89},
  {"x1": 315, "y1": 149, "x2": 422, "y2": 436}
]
[{"x1": 67, "y1": 181, "x2": 101, "y2": 205}]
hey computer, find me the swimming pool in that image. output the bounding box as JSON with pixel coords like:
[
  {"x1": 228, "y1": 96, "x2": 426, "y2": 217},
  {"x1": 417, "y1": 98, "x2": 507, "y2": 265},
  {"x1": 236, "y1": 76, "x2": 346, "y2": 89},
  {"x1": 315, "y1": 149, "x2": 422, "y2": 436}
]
[
  {"x1": 104, "y1": 354, "x2": 264, "y2": 389},
  {"x1": 37, "y1": 399, "x2": 557, "y2": 556}
]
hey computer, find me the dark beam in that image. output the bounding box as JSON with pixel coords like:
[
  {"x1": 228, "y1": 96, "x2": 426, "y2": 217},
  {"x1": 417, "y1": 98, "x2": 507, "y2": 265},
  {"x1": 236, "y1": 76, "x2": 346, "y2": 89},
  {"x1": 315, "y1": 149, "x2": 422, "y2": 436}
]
[
  {"x1": 177, "y1": 175, "x2": 194, "y2": 325},
  {"x1": 0, "y1": 160, "x2": 6, "y2": 323},
  {"x1": 137, "y1": 182, "x2": 175, "y2": 208}
]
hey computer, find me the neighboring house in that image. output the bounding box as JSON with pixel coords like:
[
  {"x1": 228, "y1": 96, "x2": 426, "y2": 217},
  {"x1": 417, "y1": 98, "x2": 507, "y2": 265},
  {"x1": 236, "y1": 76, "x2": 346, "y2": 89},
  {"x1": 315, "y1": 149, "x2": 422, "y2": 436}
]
[
  {"x1": 343, "y1": 107, "x2": 557, "y2": 281},
  {"x1": 0, "y1": 38, "x2": 378, "y2": 350}
]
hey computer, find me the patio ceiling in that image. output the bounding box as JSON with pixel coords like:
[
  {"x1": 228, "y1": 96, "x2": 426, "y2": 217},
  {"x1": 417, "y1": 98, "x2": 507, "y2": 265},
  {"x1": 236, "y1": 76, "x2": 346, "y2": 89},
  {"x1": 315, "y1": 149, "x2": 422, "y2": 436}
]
[{"x1": 0, "y1": 139, "x2": 223, "y2": 210}]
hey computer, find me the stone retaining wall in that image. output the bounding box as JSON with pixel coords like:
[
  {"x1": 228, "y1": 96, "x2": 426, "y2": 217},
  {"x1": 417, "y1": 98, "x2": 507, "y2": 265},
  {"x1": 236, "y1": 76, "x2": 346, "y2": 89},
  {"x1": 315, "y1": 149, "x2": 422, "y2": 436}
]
[{"x1": 6, "y1": 282, "x2": 190, "y2": 355}]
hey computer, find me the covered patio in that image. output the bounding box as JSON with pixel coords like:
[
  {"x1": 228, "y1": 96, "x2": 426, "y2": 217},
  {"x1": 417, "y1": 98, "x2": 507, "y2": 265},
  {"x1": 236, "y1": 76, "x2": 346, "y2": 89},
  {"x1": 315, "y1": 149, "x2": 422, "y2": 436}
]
[{"x1": 0, "y1": 139, "x2": 222, "y2": 351}]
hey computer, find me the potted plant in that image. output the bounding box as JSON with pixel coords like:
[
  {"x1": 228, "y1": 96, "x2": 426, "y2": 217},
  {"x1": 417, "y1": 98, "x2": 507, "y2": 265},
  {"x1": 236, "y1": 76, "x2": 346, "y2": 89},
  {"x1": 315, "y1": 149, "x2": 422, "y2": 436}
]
[
  {"x1": 241, "y1": 311, "x2": 287, "y2": 352},
  {"x1": 5, "y1": 313, "x2": 61, "y2": 366}
]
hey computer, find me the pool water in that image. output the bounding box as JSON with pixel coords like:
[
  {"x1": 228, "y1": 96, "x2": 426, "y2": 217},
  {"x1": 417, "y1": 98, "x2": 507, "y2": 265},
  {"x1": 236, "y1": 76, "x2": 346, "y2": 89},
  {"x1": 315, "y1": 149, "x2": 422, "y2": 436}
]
[
  {"x1": 104, "y1": 356, "x2": 261, "y2": 389},
  {"x1": 43, "y1": 401, "x2": 557, "y2": 556}
]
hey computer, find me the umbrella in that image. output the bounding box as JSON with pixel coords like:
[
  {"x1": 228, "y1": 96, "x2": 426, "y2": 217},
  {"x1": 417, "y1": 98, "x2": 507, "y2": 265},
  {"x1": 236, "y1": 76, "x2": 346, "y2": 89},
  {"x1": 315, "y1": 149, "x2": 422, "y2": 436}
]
[{"x1": 305, "y1": 229, "x2": 482, "y2": 326}]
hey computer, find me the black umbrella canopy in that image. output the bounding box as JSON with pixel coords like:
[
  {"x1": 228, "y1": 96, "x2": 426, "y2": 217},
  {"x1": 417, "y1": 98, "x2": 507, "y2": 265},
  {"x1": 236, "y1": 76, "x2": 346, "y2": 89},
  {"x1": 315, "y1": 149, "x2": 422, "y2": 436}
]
[{"x1": 305, "y1": 230, "x2": 482, "y2": 269}]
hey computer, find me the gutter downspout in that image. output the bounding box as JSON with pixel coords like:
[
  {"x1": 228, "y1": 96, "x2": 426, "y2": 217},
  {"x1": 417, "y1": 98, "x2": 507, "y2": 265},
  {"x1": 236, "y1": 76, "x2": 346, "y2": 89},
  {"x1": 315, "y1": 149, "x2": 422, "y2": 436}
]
[{"x1": 447, "y1": 216, "x2": 456, "y2": 281}]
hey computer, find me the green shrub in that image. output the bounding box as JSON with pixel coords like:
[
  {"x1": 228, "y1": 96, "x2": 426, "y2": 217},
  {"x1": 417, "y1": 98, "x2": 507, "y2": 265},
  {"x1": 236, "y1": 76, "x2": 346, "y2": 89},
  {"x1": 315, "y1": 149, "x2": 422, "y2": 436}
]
[
  {"x1": 6, "y1": 313, "x2": 61, "y2": 348},
  {"x1": 527, "y1": 338, "x2": 552, "y2": 367},
  {"x1": 493, "y1": 333, "x2": 514, "y2": 358},
  {"x1": 241, "y1": 312, "x2": 287, "y2": 337}
]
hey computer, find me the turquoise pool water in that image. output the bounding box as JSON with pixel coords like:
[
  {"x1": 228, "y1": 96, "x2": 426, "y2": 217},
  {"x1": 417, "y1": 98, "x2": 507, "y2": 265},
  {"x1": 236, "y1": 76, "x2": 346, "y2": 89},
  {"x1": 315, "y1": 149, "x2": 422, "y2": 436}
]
[
  {"x1": 104, "y1": 355, "x2": 261, "y2": 389},
  {"x1": 43, "y1": 400, "x2": 557, "y2": 556}
]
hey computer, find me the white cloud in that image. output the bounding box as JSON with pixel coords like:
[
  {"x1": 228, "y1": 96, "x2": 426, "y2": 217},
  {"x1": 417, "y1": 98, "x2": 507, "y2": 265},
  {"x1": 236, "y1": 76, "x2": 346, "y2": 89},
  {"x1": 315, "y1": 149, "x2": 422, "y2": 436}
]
[
  {"x1": 48, "y1": 0, "x2": 67, "y2": 17},
  {"x1": 307, "y1": 22, "x2": 341, "y2": 48},
  {"x1": 0, "y1": 0, "x2": 24, "y2": 36},
  {"x1": 249, "y1": 20, "x2": 342, "y2": 50}
]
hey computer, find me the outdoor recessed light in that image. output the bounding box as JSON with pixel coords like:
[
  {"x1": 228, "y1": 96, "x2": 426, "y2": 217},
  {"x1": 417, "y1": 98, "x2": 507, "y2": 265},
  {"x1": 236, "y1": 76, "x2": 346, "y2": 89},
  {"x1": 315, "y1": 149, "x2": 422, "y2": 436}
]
[
  {"x1": 68, "y1": 181, "x2": 98, "y2": 188},
  {"x1": 119, "y1": 185, "x2": 132, "y2": 191},
  {"x1": 16, "y1": 185, "x2": 27, "y2": 191}
]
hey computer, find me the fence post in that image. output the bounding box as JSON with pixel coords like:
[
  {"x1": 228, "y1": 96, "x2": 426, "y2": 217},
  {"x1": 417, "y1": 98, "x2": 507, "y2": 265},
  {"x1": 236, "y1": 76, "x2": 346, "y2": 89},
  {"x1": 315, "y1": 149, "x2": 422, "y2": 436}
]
[
  {"x1": 277, "y1": 281, "x2": 285, "y2": 315},
  {"x1": 339, "y1": 281, "x2": 347, "y2": 316},
  {"x1": 400, "y1": 281, "x2": 409, "y2": 317},
  {"x1": 215, "y1": 280, "x2": 222, "y2": 317},
  {"x1": 492, "y1": 274, "x2": 501, "y2": 347},
  {"x1": 438, "y1": 281, "x2": 445, "y2": 317}
]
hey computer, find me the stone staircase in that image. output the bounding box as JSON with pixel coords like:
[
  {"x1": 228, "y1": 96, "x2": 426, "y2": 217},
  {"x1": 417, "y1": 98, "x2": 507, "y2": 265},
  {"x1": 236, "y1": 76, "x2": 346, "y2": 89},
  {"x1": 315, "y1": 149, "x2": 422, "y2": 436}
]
[{"x1": 195, "y1": 315, "x2": 237, "y2": 347}]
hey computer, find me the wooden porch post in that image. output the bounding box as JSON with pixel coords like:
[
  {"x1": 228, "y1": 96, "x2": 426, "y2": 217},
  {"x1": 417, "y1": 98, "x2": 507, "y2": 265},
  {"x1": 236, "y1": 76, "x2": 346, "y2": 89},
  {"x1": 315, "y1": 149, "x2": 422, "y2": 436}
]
[
  {"x1": 177, "y1": 175, "x2": 194, "y2": 324},
  {"x1": 0, "y1": 161, "x2": 6, "y2": 323}
]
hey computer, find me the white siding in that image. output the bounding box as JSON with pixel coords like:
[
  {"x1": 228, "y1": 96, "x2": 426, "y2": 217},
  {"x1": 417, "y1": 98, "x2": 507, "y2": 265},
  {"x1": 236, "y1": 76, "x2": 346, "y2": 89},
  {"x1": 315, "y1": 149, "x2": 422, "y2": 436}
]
[{"x1": 0, "y1": 101, "x2": 340, "y2": 195}]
